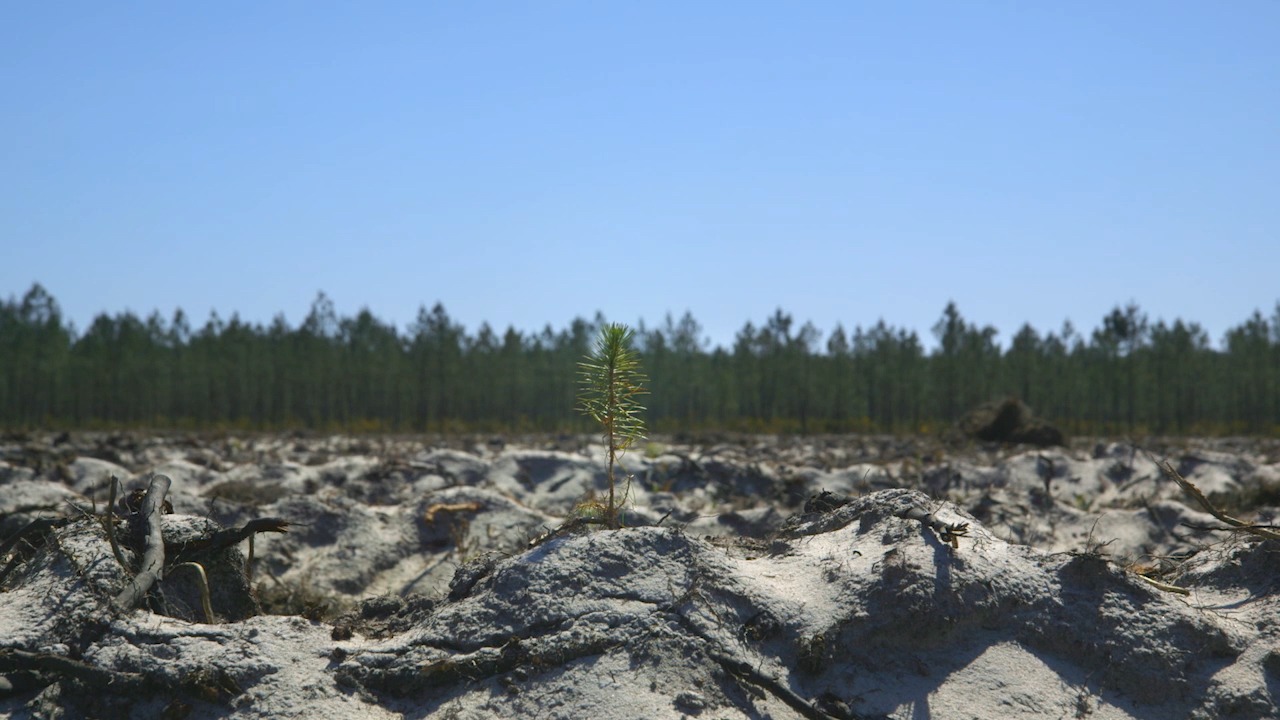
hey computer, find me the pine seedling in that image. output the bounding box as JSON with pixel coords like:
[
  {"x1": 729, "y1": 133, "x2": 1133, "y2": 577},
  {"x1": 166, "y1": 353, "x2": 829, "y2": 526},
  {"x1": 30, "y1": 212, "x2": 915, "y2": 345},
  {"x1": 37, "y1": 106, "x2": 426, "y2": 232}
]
[{"x1": 578, "y1": 323, "x2": 648, "y2": 529}]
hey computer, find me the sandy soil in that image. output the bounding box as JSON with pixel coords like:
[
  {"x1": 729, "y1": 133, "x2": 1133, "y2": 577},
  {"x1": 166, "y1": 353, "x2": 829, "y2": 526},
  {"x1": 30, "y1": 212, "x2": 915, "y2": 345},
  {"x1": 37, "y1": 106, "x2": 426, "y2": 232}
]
[{"x1": 1, "y1": 431, "x2": 1278, "y2": 718}]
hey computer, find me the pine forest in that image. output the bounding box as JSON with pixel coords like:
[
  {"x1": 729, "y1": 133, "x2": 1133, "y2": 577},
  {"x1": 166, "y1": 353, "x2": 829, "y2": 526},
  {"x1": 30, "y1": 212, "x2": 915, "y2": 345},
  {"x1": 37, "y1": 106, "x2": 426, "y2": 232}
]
[{"x1": 2, "y1": 284, "x2": 1278, "y2": 436}]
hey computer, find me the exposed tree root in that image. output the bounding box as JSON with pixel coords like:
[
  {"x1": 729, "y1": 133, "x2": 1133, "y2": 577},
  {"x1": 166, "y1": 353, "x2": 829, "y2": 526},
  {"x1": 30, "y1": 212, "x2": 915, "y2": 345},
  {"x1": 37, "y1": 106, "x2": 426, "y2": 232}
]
[{"x1": 111, "y1": 474, "x2": 172, "y2": 613}]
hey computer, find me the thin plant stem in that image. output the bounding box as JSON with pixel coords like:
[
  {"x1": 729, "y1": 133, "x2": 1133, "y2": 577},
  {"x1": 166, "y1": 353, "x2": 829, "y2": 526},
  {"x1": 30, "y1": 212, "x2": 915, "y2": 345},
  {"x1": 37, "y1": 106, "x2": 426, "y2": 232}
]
[
  {"x1": 106, "y1": 476, "x2": 128, "y2": 571},
  {"x1": 172, "y1": 561, "x2": 215, "y2": 623}
]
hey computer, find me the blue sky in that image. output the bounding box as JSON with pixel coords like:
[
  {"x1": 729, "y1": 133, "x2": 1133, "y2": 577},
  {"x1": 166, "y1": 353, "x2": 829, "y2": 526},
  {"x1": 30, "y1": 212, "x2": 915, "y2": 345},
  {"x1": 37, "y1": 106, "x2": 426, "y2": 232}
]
[{"x1": 3, "y1": 1, "x2": 1277, "y2": 350}]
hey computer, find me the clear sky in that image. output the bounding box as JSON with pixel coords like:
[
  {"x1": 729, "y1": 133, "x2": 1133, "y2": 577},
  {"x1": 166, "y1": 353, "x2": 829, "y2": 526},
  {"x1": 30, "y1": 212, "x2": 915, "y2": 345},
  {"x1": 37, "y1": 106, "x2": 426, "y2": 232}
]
[{"x1": 3, "y1": 2, "x2": 1277, "y2": 350}]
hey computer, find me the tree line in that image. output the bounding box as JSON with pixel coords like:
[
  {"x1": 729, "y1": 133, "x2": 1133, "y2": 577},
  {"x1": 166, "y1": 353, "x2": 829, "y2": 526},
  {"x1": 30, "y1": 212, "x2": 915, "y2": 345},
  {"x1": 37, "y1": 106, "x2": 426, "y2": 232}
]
[{"x1": 2, "y1": 283, "x2": 1277, "y2": 436}]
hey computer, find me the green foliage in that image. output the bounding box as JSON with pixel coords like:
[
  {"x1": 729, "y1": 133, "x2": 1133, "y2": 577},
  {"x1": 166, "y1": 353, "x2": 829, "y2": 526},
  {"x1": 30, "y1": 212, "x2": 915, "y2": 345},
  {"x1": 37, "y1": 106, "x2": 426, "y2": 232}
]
[
  {"x1": 3, "y1": 283, "x2": 1280, "y2": 437},
  {"x1": 577, "y1": 324, "x2": 648, "y2": 529}
]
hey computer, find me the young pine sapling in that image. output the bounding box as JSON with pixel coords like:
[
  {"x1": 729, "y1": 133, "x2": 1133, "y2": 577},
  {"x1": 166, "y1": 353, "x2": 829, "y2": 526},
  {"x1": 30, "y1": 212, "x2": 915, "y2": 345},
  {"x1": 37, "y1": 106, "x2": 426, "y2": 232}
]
[{"x1": 578, "y1": 323, "x2": 648, "y2": 529}]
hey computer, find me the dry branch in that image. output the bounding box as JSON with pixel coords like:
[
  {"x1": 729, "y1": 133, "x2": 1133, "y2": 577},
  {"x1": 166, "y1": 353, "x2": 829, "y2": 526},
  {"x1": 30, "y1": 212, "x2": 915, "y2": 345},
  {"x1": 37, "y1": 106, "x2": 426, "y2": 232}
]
[
  {"x1": 0, "y1": 518, "x2": 64, "y2": 560},
  {"x1": 0, "y1": 649, "x2": 147, "y2": 692},
  {"x1": 111, "y1": 474, "x2": 172, "y2": 613},
  {"x1": 423, "y1": 502, "x2": 483, "y2": 524},
  {"x1": 527, "y1": 516, "x2": 610, "y2": 549},
  {"x1": 0, "y1": 518, "x2": 66, "y2": 586},
  {"x1": 172, "y1": 517, "x2": 290, "y2": 563},
  {"x1": 1155, "y1": 459, "x2": 1280, "y2": 542},
  {"x1": 714, "y1": 649, "x2": 847, "y2": 720},
  {"x1": 1133, "y1": 573, "x2": 1191, "y2": 596}
]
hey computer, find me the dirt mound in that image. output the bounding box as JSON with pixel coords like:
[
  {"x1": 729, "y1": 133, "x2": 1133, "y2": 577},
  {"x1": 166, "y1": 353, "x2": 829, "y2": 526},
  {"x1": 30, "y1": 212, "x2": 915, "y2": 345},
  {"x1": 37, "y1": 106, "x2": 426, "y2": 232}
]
[{"x1": 958, "y1": 397, "x2": 1065, "y2": 447}]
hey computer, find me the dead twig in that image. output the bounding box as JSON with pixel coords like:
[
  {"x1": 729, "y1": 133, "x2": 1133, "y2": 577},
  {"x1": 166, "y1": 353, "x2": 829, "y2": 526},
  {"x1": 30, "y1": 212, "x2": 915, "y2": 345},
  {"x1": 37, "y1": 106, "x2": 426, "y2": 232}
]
[
  {"x1": 172, "y1": 517, "x2": 290, "y2": 562},
  {"x1": 1081, "y1": 515, "x2": 1116, "y2": 557},
  {"x1": 1133, "y1": 573, "x2": 1191, "y2": 596},
  {"x1": 1180, "y1": 521, "x2": 1280, "y2": 532},
  {"x1": 527, "y1": 516, "x2": 610, "y2": 549},
  {"x1": 0, "y1": 649, "x2": 146, "y2": 692},
  {"x1": 111, "y1": 474, "x2": 172, "y2": 613},
  {"x1": 424, "y1": 502, "x2": 483, "y2": 524},
  {"x1": 165, "y1": 516, "x2": 288, "y2": 585},
  {"x1": 0, "y1": 518, "x2": 64, "y2": 561},
  {"x1": 0, "y1": 518, "x2": 67, "y2": 586},
  {"x1": 105, "y1": 475, "x2": 128, "y2": 571},
  {"x1": 663, "y1": 607, "x2": 851, "y2": 720},
  {"x1": 714, "y1": 650, "x2": 847, "y2": 720},
  {"x1": 1154, "y1": 458, "x2": 1280, "y2": 542},
  {"x1": 247, "y1": 534, "x2": 257, "y2": 583}
]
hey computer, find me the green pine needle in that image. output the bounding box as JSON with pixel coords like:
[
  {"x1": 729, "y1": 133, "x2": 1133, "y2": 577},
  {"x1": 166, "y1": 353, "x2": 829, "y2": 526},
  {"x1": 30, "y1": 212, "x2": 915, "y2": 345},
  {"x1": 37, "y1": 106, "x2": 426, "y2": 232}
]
[{"x1": 578, "y1": 323, "x2": 648, "y2": 529}]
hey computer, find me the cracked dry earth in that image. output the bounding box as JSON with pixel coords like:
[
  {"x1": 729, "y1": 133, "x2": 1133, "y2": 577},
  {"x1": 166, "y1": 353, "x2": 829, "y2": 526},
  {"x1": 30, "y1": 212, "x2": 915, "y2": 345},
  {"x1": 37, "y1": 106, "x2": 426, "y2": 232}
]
[{"x1": 1, "y1": 432, "x2": 1279, "y2": 718}]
